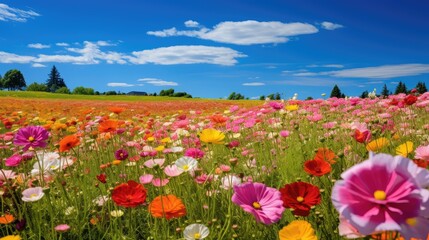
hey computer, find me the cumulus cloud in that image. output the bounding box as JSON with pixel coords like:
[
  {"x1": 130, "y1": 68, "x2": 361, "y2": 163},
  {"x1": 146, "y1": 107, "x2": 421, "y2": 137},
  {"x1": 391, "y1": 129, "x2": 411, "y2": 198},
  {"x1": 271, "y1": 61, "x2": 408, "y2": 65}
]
[
  {"x1": 0, "y1": 51, "x2": 35, "y2": 63},
  {"x1": 28, "y1": 43, "x2": 51, "y2": 49},
  {"x1": 137, "y1": 78, "x2": 178, "y2": 86},
  {"x1": 242, "y1": 82, "x2": 265, "y2": 86},
  {"x1": 31, "y1": 63, "x2": 46, "y2": 68},
  {"x1": 107, "y1": 82, "x2": 135, "y2": 87},
  {"x1": 325, "y1": 64, "x2": 429, "y2": 78},
  {"x1": 184, "y1": 20, "x2": 199, "y2": 28},
  {"x1": 0, "y1": 3, "x2": 40, "y2": 22},
  {"x1": 293, "y1": 72, "x2": 318, "y2": 77},
  {"x1": 148, "y1": 20, "x2": 319, "y2": 45},
  {"x1": 56, "y1": 42, "x2": 69, "y2": 47},
  {"x1": 307, "y1": 64, "x2": 344, "y2": 68},
  {"x1": 128, "y1": 45, "x2": 246, "y2": 65},
  {"x1": 321, "y1": 21, "x2": 343, "y2": 30}
]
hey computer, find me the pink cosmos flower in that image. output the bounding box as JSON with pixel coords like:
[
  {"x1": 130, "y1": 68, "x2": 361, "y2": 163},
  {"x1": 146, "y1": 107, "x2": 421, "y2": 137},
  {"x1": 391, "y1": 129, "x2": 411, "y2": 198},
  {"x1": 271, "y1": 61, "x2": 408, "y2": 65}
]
[
  {"x1": 152, "y1": 178, "x2": 169, "y2": 187},
  {"x1": 232, "y1": 182, "x2": 285, "y2": 225},
  {"x1": 279, "y1": 130, "x2": 290, "y2": 138},
  {"x1": 415, "y1": 144, "x2": 429, "y2": 160},
  {"x1": 13, "y1": 126, "x2": 49, "y2": 151},
  {"x1": 184, "y1": 148, "x2": 205, "y2": 159},
  {"x1": 54, "y1": 224, "x2": 70, "y2": 232},
  {"x1": 144, "y1": 158, "x2": 165, "y2": 168},
  {"x1": 164, "y1": 165, "x2": 184, "y2": 177},
  {"x1": 269, "y1": 101, "x2": 284, "y2": 110},
  {"x1": 0, "y1": 169, "x2": 16, "y2": 182},
  {"x1": 139, "y1": 174, "x2": 154, "y2": 184},
  {"x1": 5, "y1": 154, "x2": 23, "y2": 167},
  {"x1": 114, "y1": 149, "x2": 129, "y2": 160},
  {"x1": 332, "y1": 153, "x2": 429, "y2": 236}
]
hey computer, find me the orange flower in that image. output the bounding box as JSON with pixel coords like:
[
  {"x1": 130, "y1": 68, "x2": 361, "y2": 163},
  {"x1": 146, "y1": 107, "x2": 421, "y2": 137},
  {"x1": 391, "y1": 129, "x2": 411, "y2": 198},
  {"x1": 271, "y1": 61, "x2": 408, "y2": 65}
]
[
  {"x1": 210, "y1": 114, "x2": 228, "y2": 126},
  {"x1": 108, "y1": 107, "x2": 125, "y2": 115},
  {"x1": 314, "y1": 148, "x2": 337, "y2": 164},
  {"x1": 304, "y1": 159, "x2": 331, "y2": 177},
  {"x1": 0, "y1": 214, "x2": 15, "y2": 224},
  {"x1": 149, "y1": 194, "x2": 186, "y2": 220},
  {"x1": 98, "y1": 119, "x2": 118, "y2": 133},
  {"x1": 59, "y1": 135, "x2": 80, "y2": 152}
]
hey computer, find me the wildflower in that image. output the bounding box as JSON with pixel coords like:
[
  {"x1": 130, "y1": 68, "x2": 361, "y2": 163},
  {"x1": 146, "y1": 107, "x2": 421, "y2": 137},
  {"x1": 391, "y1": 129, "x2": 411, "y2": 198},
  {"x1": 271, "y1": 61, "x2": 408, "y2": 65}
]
[
  {"x1": 175, "y1": 157, "x2": 198, "y2": 172},
  {"x1": 164, "y1": 165, "x2": 184, "y2": 177},
  {"x1": 304, "y1": 159, "x2": 331, "y2": 177},
  {"x1": 5, "y1": 154, "x2": 23, "y2": 167},
  {"x1": 314, "y1": 148, "x2": 337, "y2": 164},
  {"x1": 13, "y1": 126, "x2": 49, "y2": 151},
  {"x1": 279, "y1": 130, "x2": 290, "y2": 138},
  {"x1": 92, "y1": 195, "x2": 109, "y2": 206},
  {"x1": 152, "y1": 178, "x2": 169, "y2": 187},
  {"x1": 279, "y1": 181, "x2": 321, "y2": 217},
  {"x1": 331, "y1": 153, "x2": 429, "y2": 235},
  {"x1": 199, "y1": 128, "x2": 225, "y2": 144},
  {"x1": 403, "y1": 94, "x2": 418, "y2": 105},
  {"x1": 0, "y1": 214, "x2": 14, "y2": 224},
  {"x1": 183, "y1": 224, "x2": 210, "y2": 240},
  {"x1": 112, "y1": 180, "x2": 147, "y2": 208},
  {"x1": 98, "y1": 119, "x2": 118, "y2": 133},
  {"x1": 0, "y1": 235, "x2": 21, "y2": 240},
  {"x1": 354, "y1": 129, "x2": 371, "y2": 143},
  {"x1": 149, "y1": 194, "x2": 187, "y2": 220},
  {"x1": 0, "y1": 169, "x2": 16, "y2": 182},
  {"x1": 21, "y1": 187, "x2": 45, "y2": 202},
  {"x1": 365, "y1": 137, "x2": 388, "y2": 152},
  {"x1": 59, "y1": 135, "x2": 80, "y2": 152},
  {"x1": 14, "y1": 219, "x2": 26, "y2": 231},
  {"x1": 415, "y1": 144, "x2": 429, "y2": 160},
  {"x1": 54, "y1": 224, "x2": 70, "y2": 232},
  {"x1": 285, "y1": 104, "x2": 299, "y2": 111},
  {"x1": 185, "y1": 148, "x2": 205, "y2": 159},
  {"x1": 108, "y1": 107, "x2": 125, "y2": 114},
  {"x1": 269, "y1": 101, "x2": 284, "y2": 110},
  {"x1": 220, "y1": 175, "x2": 242, "y2": 190},
  {"x1": 278, "y1": 220, "x2": 317, "y2": 240},
  {"x1": 396, "y1": 141, "x2": 414, "y2": 157},
  {"x1": 96, "y1": 173, "x2": 107, "y2": 184},
  {"x1": 114, "y1": 149, "x2": 129, "y2": 160},
  {"x1": 139, "y1": 174, "x2": 154, "y2": 184},
  {"x1": 232, "y1": 182, "x2": 285, "y2": 225},
  {"x1": 110, "y1": 210, "x2": 124, "y2": 218},
  {"x1": 143, "y1": 158, "x2": 165, "y2": 168}
]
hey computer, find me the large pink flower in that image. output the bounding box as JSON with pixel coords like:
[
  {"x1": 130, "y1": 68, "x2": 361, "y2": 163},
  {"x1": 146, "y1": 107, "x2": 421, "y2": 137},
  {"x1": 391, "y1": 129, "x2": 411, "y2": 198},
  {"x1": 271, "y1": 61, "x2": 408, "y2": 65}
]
[
  {"x1": 13, "y1": 126, "x2": 49, "y2": 151},
  {"x1": 332, "y1": 153, "x2": 429, "y2": 236},
  {"x1": 415, "y1": 144, "x2": 429, "y2": 160},
  {"x1": 232, "y1": 182, "x2": 284, "y2": 225}
]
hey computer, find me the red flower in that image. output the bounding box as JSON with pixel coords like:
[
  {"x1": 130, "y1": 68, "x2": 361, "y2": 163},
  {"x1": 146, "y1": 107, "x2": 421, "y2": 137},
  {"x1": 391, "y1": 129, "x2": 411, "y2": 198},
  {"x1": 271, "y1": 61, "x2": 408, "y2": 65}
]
[
  {"x1": 304, "y1": 159, "x2": 331, "y2": 176},
  {"x1": 112, "y1": 180, "x2": 147, "y2": 208},
  {"x1": 403, "y1": 94, "x2": 417, "y2": 105},
  {"x1": 279, "y1": 181, "x2": 321, "y2": 216},
  {"x1": 354, "y1": 129, "x2": 371, "y2": 143},
  {"x1": 314, "y1": 148, "x2": 337, "y2": 164},
  {"x1": 96, "y1": 173, "x2": 107, "y2": 184},
  {"x1": 59, "y1": 135, "x2": 80, "y2": 152}
]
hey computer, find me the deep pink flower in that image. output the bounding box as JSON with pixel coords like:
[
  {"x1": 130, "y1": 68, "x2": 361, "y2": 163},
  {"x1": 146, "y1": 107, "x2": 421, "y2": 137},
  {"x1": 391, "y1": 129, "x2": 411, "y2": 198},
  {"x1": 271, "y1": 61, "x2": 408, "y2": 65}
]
[
  {"x1": 5, "y1": 154, "x2": 23, "y2": 167},
  {"x1": 13, "y1": 126, "x2": 49, "y2": 151},
  {"x1": 269, "y1": 101, "x2": 284, "y2": 110},
  {"x1": 114, "y1": 149, "x2": 129, "y2": 160},
  {"x1": 55, "y1": 224, "x2": 70, "y2": 232},
  {"x1": 332, "y1": 153, "x2": 429, "y2": 236},
  {"x1": 232, "y1": 182, "x2": 285, "y2": 225},
  {"x1": 184, "y1": 148, "x2": 205, "y2": 159}
]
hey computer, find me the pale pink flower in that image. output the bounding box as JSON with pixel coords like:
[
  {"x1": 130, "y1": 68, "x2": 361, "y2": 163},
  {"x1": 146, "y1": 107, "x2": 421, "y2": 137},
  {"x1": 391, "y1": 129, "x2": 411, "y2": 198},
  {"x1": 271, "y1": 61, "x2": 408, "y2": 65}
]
[
  {"x1": 144, "y1": 158, "x2": 165, "y2": 168},
  {"x1": 415, "y1": 145, "x2": 429, "y2": 161},
  {"x1": 55, "y1": 224, "x2": 70, "y2": 232},
  {"x1": 152, "y1": 178, "x2": 169, "y2": 187},
  {"x1": 139, "y1": 174, "x2": 154, "y2": 184},
  {"x1": 164, "y1": 165, "x2": 184, "y2": 177}
]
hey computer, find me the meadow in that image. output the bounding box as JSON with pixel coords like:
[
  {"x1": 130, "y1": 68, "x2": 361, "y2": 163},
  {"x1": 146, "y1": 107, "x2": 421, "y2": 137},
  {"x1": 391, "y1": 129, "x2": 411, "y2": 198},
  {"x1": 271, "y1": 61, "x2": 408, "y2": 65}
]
[{"x1": 1, "y1": 91, "x2": 429, "y2": 240}]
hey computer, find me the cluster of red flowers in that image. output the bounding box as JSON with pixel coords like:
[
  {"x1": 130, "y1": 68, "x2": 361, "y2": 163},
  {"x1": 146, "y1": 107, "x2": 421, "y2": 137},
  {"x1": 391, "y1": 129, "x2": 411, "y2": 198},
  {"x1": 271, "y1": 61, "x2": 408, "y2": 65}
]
[{"x1": 303, "y1": 148, "x2": 337, "y2": 177}]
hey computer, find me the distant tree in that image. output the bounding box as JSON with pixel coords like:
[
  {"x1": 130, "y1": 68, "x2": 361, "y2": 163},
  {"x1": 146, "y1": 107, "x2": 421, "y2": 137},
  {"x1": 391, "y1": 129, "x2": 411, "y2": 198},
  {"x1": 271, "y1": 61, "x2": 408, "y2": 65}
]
[
  {"x1": 274, "y1": 93, "x2": 281, "y2": 100},
  {"x1": 159, "y1": 88, "x2": 175, "y2": 96},
  {"x1": 3, "y1": 69, "x2": 26, "y2": 90},
  {"x1": 105, "y1": 91, "x2": 117, "y2": 95},
  {"x1": 330, "y1": 84, "x2": 343, "y2": 98},
  {"x1": 27, "y1": 82, "x2": 48, "y2": 92},
  {"x1": 72, "y1": 86, "x2": 94, "y2": 95},
  {"x1": 0, "y1": 74, "x2": 3, "y2": 90},
  {"x1": 416, "y1": 82, "x2": 428, "y2": 94},
  {"x1": 381, "y1": 84, "x2": 390, "y2": 98},
  {"x1": 394, "y1": 81, "x2": 407, "y2": 94},
  {"x1": 360, "y1": 90, "x2": 369, "y2": 99},
  {"x1": 259, "y1": 95, "x2": 265, "y2": 100},
  {"x1": 46, "y1": 66, "x2": 66, "y2": 92},
  {"x1": 266, "y1": 93, "x2": 275, "y2": 100},
  {"x1": 55, "y1": 87, "x2": 71, "y2": 94},
  {"x1": 306, "y1": 96, "x2": 313, "y2": 100},
  {"x1": 227, "y1": 92, "x2": 245, "y2": 100}
]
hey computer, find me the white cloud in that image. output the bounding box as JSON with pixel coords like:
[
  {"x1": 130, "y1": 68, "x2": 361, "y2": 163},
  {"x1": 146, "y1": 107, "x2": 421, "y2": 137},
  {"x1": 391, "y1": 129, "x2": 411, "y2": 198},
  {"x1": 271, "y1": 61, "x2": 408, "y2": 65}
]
[
  {"x1": 276, "y1": 78, "x2": 351, "y2": 87},
  {"x1": 184, "y1": 20, "x2": 199, "y2": 28},
  {"x1": 242, "y1": 82, "x2": 265, "y2": 86},
  {"x1": 137, "y1": 78, "x2": 178, "y2": 86},
  {"x1": 0, "y1": 3, "x2": 40, "y2": 22},
  {"x1": 31, "y1": 63, "x2": 46, "y2": 68},
  {"x1": 28, "y1": 43, "x2": 50, "y2": 49},
  {"x1": 321, "y1": 21, "x2": 343, "y2": 30},
  {"x1": 325, "y1": 64, "x2": 429, "y2": 78},
  {"x1": 148, "y1": 20, "x2": 318, "y2": 45},
  {"x1": 0, "y1": 51, "x2": 35, "y2": 63},
  {"x1": 107, "y1": 82, "x2": 135, "y2": 87},
  {"x1": 293, "y1": 72, "x2": 318, "y2": 76},
  {"x1": 56, "y1": 42, "x2": 69, "y2": 47},
  {"x1": 307, "y1": 64, "x2": 344, "y2": 68},
  {"x1": 128, "y1": 45, "x2": 246, "y2": 65}
]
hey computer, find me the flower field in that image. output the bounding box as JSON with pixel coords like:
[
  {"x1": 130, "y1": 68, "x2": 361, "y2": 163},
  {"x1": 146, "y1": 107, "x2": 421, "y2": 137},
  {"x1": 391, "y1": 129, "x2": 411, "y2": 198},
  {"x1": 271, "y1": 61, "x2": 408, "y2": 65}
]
[{"x1": 1, "y1": 92, "x2": 429, "y2": 240}]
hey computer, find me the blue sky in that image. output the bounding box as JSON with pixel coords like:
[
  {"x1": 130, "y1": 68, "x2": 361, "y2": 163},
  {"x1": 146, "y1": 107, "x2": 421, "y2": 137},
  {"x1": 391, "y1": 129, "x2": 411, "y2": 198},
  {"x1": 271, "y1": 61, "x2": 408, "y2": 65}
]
[{"x1": 0, "y1": 0, "x2": 428, "y2": 99}]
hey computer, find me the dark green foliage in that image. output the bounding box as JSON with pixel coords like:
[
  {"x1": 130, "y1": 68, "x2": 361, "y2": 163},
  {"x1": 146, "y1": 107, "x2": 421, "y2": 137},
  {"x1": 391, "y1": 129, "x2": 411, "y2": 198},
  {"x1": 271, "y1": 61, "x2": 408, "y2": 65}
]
[
  {"x1": 381, "y1": 84, "x2": 390, "y2": 98},
  {"x1": 55, "y1": 87, "x2": 71, "y2": 94},
  {"x1": 3, "y1": 69, "x2": 26, "y2": 90},
  {"x1": 105, "y1": 91, "x2": 118, "y2": 95},
  {"x1": 306, "y1": 96, "x2": 313, "y2": 100},
  {"x1": 394, "y1": 81, "x2": 407, "y2": 94},
  {"x1": 27, "y1": 82, "x2": 49, "y2": 92},
  {"x1": 72, "y1": 86, "x2": 94, "y2": 95},
  {"x1": 330, "y1": 84, "x2": 343, "y2": 98},
  {"x1": 360, "y1": 90, "x2": 369, "y2": 99},
  {"x1": 259, "y1": 95, "x2": 265, "y2": 100},
  {"x1": 159, "y1": 88, "x2": 175, "y2": 96},
  {"x1": 416, "y1": 81, "x2": 427, "y2": 94},
  {"x1": 228, "y1": 92, "x2": 245, "y2": 100},
  {"x1": 46, "y1": 65, "x2": 67, "y2": 92}
]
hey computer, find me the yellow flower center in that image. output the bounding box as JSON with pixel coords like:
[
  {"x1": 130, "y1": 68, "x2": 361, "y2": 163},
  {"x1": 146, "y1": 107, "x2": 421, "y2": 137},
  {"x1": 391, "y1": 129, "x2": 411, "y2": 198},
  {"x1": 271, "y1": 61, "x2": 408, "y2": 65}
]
[
  {"x1": 252, "y1": 202, "x2": 261, "y2": 209},
  {"x1": 30, "y1": 193, "x2": 38, "y2": 198},
  {"x1": 183, "y1": 165, "x2": 189, "y2": 171},
  {"x1": 194, "y1": 233, "x2": 201, "y2": 239},
  {"x1": 374, "y1": 190, "x2": 386, "y2": 200},
  {"x1": 296, "y1": 196, "x2": 304, "y2": 202},
  {"x1": 28, "y1": 136, "x2": 35, "y2": 142},
  {"x1": 406, "y1": 218, "x2": 417, "y2": 227}
]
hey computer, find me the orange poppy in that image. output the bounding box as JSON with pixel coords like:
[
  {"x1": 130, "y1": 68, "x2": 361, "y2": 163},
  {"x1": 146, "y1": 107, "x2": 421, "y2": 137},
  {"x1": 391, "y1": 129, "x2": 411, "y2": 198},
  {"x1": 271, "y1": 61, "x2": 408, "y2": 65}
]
[
  {"x1": 210, "y1": 114, "x2": 228, "y2": 126},
  {"x1": 314, "y1": 148, "x2": 337, "y2": 164},
  {"x1": 59, "y1": 135, "x2": 80, "y2": 152},
  {"x1": 0, "y1": 214, "x2": 15, "y2": 224},
  {"x1": 108, "y1": 107, "x2": 125, "y2": 115},
  {"x1": 304, "y1": 159, "x2": 331, "y2": 177},
  {"x1": 149, "y1": 194, "x2": 187, "y2": 220},
  {"x1": 98, "y1": 119, "x2": 118, "y2": 133}
]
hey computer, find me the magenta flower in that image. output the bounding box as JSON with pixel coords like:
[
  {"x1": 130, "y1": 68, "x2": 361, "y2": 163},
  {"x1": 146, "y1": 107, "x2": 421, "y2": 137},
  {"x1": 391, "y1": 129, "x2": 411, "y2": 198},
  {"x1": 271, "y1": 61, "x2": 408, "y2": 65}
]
[
  {"x1": 114, "y1": 149, "x2": 129, "y2": 160},
  {"x1": 332, "y1": 153, "x2": 429, "y2": 236},
  {"x1": 269, "y1": 101, "x2": 284, "y2": 110},
  {"x1": 13, "y1": 126, "x2": 49, "y2": 151},
  {"x1": 184, "y1": 148, "x2": 205, "y2": 159},
  {"x1": 5, "y1": 154, "x2": 23, "y2": 167},
  {"x1": 232, "y1": 182, "x2": 285, "y2": 225}
]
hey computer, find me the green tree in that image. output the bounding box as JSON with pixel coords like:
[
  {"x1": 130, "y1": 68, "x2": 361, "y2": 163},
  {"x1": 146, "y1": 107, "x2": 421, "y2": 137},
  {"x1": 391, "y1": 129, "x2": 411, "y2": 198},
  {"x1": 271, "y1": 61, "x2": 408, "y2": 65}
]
[
  {"x1": 46, "y1": 66, "x2": 66, "y2": 92},
  {"x1": 159, "y1": 89, "x2": 175, "y2": 96},
  {"x1": 360, "y1": 90, "x2": 369, "y2": 99},
  {"x1": 259, "y1": 95, "x2": 265, "y2": 100},
  {"x1": 274, "y1": 93, "x2": 281, "y2": 100},
  {"x1": 55, "y1": 87, "x2": 71, "y2": 94},
  {"x1": 0, "y1": 74, "x2": 3, "y2": 90},
  {"x1": 3, "y1": 69, "x2": 26, "y2": 90},
  {"x1": 394, "y1": 81, "x2": 407, "y2": 94},
  {"x1": 381, "y1": 84, "x2": 389, "y2": 98},
  {"x1": 416, "y1": 81, "x2": 428, "y2": 94},
  {"x1": 26, "y1": 82, "x2": 48, "y2": 92},
  {"x1": 72, "y1": 86, "x2": 94, "y2": 95},
  {"x1": 330, "y1": 84, "x2": 342, "y2": 98}
]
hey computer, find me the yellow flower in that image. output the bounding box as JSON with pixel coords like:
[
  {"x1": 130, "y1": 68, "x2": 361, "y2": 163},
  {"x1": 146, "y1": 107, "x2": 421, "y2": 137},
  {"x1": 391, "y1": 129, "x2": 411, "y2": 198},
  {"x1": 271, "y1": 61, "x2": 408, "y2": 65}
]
[
  {"x1": 396, "y1": 141, "x2": 414, "y2": 157},
  {"x1": 161, "y1": 137, "x2": 172, "y2": 144},
  {"x1": 285, "y1": 104, "x2": 299, "y2": 111},
  {"x1": 279, "y1": 220, "x2": 317, "y2": 240},
  {"x1": 0, "y1": 235, "x2": 22, "y2": 240},
  {"x1": 155, "y1": 145, "x2": 165, "y2": 152},
  {"x1": 366, "y1": 137, "x2": 388, "y2": 152},
  {"x1": 199, "y1": 128, "x2": 225, "y2": 144}
]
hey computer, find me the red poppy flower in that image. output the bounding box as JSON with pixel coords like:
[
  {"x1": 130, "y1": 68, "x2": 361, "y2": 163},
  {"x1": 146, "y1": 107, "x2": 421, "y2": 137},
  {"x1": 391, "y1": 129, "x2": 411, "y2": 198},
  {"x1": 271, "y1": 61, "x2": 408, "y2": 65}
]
[
  {"x1": 149, "y1": 194, "x2": 186, "y2": 220},
  {"x1": 279, "y1": 181, "x2": 321, "y2": 216},
  {"x1": 98, "y1": 120, "x2": 118, "y2": 133},
  {"x1": 314, "y1": 148, "x2": 337, "y2": 164},
  {"x1": 403, "y1": 94, "x2": 417, "y2": 105},
  {"x1": 304, "y1": 159, "x2": 331, "y2": 176},
  {"x1": 354, "y1": 129, "x2": 371, "y2": 143},
  {"x1": 59, "y1": 135, "x2": 80, "y2": 152},
  {"x1": 96, "y1": 173, "x2": 107, "y2": 184},
  {"x1": 112, "y1": 180, "x2": 147, "y2": 208}
]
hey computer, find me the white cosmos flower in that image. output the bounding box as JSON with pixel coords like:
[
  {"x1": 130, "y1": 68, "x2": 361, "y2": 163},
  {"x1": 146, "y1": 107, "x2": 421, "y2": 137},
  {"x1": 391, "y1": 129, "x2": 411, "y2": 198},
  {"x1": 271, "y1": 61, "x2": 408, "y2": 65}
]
[
  {"x1": 183, "y1": 224, "x2": 210, "y2": 240},
  {"x1": 220, "y1": 175, "x2": 241, "y2": 190},
  {"x1": 175, "y1": 157, "x2": 198, "y2": 172},
  {"x1": 22, "y1": 187, "x2": 45, "y2": 202}
]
